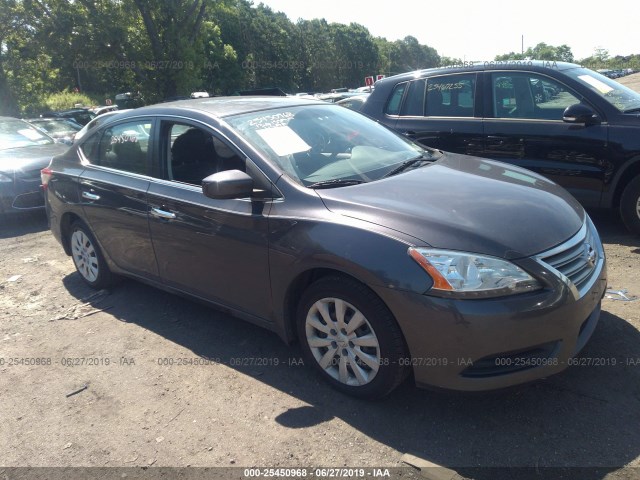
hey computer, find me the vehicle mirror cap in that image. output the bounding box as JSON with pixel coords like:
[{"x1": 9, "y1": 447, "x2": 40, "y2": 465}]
[
  {"x1": 202, "y1": 170, "x2": 254, "y2": 199},
  {"x1": 563, "y1": 104, "x2": 600, "y2": 125}
]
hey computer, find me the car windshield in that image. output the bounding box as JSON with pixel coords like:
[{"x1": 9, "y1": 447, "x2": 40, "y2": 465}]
[
  {"x1": 30, "y1": 119, "x2": 79, "y2": 135},
  {"x1": 0, "y1": 119, "x2": 54, "y2": 150},
  {"x1": 567, "y1": 67, "x2": 640, "y2": 113},
  {"x1": 63, "y1": 111, "x2": 95, "y2": 125},
  {"x1": 227, "y1": 104, "x2": 435, "y2": 187}
]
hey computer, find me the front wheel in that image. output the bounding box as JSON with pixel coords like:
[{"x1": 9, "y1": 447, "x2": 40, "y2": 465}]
[
  {"x1": 296, "y1": 276, "x2": 409, "y2": 398},
  {"x1": 620, "y1": 176, "x2": 640, "y2": 235},
  {"x1": 69, "y1": 220, "x2": 114, "y2": 289}
]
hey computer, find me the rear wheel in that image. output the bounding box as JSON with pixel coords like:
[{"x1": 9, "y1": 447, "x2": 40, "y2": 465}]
[
  {"x1": 620, "y1": 176, "x2": 640, "y2": 235},
  {"x1": 69, "y1": 220, "x2": 114, "y2": 289},
  {"x1": 296, "y1": 276, "x2": 408, "y2": 398}
]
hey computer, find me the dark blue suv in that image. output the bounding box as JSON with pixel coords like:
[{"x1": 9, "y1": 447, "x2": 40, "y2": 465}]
[{"x1": 361, "y1": 61, "x2": 640, "y2": 234}]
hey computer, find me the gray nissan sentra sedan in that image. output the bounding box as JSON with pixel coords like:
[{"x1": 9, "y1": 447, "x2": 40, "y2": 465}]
[{"x1": 42, "y1": 97, "x2": 607, "y2": 398}]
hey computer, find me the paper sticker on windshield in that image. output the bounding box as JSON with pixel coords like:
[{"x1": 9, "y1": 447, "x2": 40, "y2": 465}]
[
  {"x1": 256, "y1": 126, "x2": 310, "y2": 156},
  {"x1": 18, "y1": 128, "x2": 44, "y2": 141},
  {"x1": 578, "y1": 75, "x2": 614, "y2": 94}
]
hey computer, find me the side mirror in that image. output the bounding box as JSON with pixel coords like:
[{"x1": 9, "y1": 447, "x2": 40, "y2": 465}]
[
  {"x1": 202, "y1": 170, "x2": 253, "y2": 199},
  {"x1": 563, "y1": 104, "x2": 600, "y2": 125}
]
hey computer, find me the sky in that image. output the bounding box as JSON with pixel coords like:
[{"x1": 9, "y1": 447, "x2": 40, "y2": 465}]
[{"x1": 256, "y1": 0, "x2": 640, "y2": 62}]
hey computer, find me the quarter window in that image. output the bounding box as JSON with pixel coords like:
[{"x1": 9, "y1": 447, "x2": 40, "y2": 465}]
[
  {"x1": 385, "y1": 82, "x2": 408, "y2": 115},
  {"x1": 425, "y1": 74, "x2": 476, "y2": 117},
  {"x1": 491, "y1": 73, "x2": 582, "y2": 120}
]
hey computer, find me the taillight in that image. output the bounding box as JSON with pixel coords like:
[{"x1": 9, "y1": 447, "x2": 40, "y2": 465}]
[{"x1": 41, "y1": 167, "x2": 52, "y2": 189}]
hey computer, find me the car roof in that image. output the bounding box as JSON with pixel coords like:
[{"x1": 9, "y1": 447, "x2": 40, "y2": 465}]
[
  {"x1": 113, "y1": 96, "x2": 327, "y2": 121},
  {"x1": 376, "y1": 60, "x2": 583, "y2": 85},
  {"x1": 336, "y1": 95, "x2": 369, "y2": 103},
  {"x1": 27, "y1": 117, "x2": 77, "y2": 122}
]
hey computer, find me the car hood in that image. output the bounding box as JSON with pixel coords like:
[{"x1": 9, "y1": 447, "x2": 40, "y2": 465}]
[
  {"x1": 0, "y1": 143, "x2": 69, "y2": 173},
  {"x1": 316, "y1": 153, "x2": 584, "y2": 259}
]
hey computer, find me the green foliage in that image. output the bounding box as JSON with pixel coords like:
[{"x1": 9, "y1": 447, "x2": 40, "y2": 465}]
[
  {"x1": 2, "y1": 0, "x2": 445, "y2": 109},
  {"x1": 44, "y1": 90, "x2": 97, "y2": 112},
  {"x1": 439, "y1": 57, "x2": 464, "y2": 67},
  {"x1": 579, "y1": 49, "x2": 640, "y2": 71},
  {"x1": 495, "y1": 43, "x2": 574, "y2": 62}
]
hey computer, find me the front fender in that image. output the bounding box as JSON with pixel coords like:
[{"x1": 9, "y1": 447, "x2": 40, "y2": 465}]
[{"x1": 268, "y1": 215, "x2": 434, "y2": 335}]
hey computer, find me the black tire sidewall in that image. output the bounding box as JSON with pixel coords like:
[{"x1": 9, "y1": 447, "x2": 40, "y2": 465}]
[
  {"x1": 620, "y1": 176, "x2": 640, "y2": 235},
  {"x1": 296, "y1": 276, "x2": 408, "y2": 399}
]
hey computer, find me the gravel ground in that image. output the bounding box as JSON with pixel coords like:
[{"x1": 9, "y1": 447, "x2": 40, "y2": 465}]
[{"x1": 0, "y1": 208, "x2": 639, "y2": 480}]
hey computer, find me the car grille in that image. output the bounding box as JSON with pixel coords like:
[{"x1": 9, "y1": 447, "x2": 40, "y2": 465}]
[
  {"x1": 536, "y1": 219, "x2": 600, "y2": 295},
  {"x1": 11, "y1": 168, "x2": 46, "y2": 210},
  {"x1": 13, "y1": 191, "x2": 44, "y2": 209}
]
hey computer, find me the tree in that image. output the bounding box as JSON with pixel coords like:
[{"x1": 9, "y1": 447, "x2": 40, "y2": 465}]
[
  {"x1": 329, "y1": 23, "x2": 378, "y2": 88},
  {"x1": 495, "y1": 51, "x2": 526, "y2": 61},
  {"x1": 495, "y1": 43, "x2": 574, "y2": 62},
  {"x1": 391, "y1": 36, "x2": 439, "y2": 72},
  {"x1": 555, "y1": 45, "x2": 574, "y2": 63},
  {"x1": 0, "y1": 0, "x2": 22, "y2": 115},
  {"x1": 133, "y1": 0, "x2": 211, "y2": 99}
]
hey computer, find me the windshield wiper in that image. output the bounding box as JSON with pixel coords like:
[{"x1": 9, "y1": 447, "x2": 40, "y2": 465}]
[
  {"x1": 307, "y1": 178, "x2": 365, "y2": 189},
  {"x1": 623, "y1": 107, "x2": 640, "y2": 113},
  {"x1": 382, "y1": 155, "x2": 431, "y2": 178}
]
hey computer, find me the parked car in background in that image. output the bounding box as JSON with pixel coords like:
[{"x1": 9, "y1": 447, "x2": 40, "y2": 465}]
[
  {"x1": 361, "y1": 61, "x2": 640, "y2": 234},
  {"x1": 43, "y1": 97, "x2": 606, "y2": 398},
  {"x1": 335, "y1": 94, "x2": 369, "y2": 111},
  {"x1": 40, "y1": 108, "x2": 95, "y2": 126},
  {"x1": 73, "y1": 109, "x2": 131, "y2": 143},
  {"x1": 91, "y1": 105, "x2": 119, "y2": 116},
  {"x1": 26, "y1": 117, "x2": 82, "y2": 145},
  {"x1": 0, "y1": 117, "x2": 69, "y2": 215},
  {"x1": 115, "y1": 92, "x2": 145, "y2": 109},
  {"x1": 317, "y1": 92, "x2": 366, "y2": 103}
]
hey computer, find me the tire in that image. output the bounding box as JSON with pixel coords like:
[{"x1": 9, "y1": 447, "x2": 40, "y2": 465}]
[
  {"x1": 620, "y1": 176, "x2": 640, "y2": 235},
  {"x1": 296, "y1": 275, "x2": 409, "y2": 399},
  {"x1": 69, "y1": 220, "x2": 114, "y2": 289}
]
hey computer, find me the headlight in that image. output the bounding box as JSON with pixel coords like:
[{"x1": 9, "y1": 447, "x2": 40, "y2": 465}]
[
  {"x1": 0, "y1": 172, "x2": 13, "y2": 183},
  {"x1": 408, "y1": 247, "x2": 542, "y2": 298}
]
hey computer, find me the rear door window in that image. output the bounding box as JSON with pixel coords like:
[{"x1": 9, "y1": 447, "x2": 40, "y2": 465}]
[
  {"x1": 83, "y1": 120, "x2": 152, "y2": 175},
  {"x1": 385, "y1": 82, "x2": 408, "y2": 115},
  {"x1": 425, "y1": 74, "x2": 476, "y2": 117}
]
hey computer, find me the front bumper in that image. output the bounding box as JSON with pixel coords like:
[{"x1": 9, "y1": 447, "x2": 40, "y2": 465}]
[
  {"x1": 0, "y1": 169, "x2": 46, "y2": 214},
  {"x1": 376, "y1": 222, "x2": 608, "y2": 392}
]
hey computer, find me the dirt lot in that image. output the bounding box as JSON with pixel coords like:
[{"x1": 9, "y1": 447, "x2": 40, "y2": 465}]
[
  {"x1": 0, "y1": 208, "x2": 639, "y2": 480},
  {"x1": 619, "y1": 72, "x2": 640, "y2": 91}
]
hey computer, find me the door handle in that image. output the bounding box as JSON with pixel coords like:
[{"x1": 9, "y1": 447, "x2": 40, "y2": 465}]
[
  {"x1": 487, "y1": 136, "x2": 507, "y2": 145},
  {"x1": 150, "y1": 207, "x2": 176, "y2": 220},
  {"x1": 81, "y1": 191, "x2": 100, "y2": 201}
]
